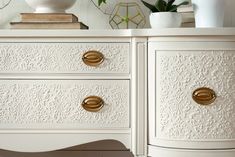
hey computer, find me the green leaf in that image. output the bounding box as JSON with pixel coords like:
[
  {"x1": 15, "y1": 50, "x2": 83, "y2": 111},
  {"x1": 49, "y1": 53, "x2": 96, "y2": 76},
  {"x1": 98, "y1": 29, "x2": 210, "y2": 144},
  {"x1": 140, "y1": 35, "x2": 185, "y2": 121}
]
[
  {"x1": 141, "y1": 0, "x2": 159, "y2": 12},
  {"x1": 168, "y1": 1, "x2": 189, "y2": 12},
  {"x1": 167, "y1": 0, "x2": 175, "y2": 6},
  {"x1": 98, "y1": 0, "x2": 106, "y2": 6},
  {"x1": 177, "y1": 1, "x2": 189, "y2": 7},
  {"x1": 155, "y1": 0, "x2": 167, "y2": 12},
  {"x1": 168, "y1": 4, "x2": 178, "y2": 12},
  {"x1": 166, "y1": 0, "x2": 175, "y2": 10}
]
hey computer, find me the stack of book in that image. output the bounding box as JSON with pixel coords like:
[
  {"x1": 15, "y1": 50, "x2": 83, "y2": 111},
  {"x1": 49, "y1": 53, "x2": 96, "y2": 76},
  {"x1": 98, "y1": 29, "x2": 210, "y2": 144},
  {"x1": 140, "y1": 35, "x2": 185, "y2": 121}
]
[
  {"x1": 178, "y1": 5, "x2": 195, "y2": 27},
  {"x1": 10, "y1": 13, "x2": 88, "y2": 29}
]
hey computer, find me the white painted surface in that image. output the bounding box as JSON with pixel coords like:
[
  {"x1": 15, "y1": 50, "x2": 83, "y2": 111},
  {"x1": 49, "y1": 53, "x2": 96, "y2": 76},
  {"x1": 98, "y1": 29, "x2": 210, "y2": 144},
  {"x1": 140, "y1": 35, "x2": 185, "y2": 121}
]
[
  {"x1": 0, "y1": 42, "x2": 130, "y2": 74},
  {"x1": 0, "y1": 29, "x2": 235, "y2": 156},
  {"x1": 1, "y1": 28, "x2": 235, "y2": 37},
  {"x1": 131, "y1": 37, "x2": 148, "y2": 157},
  {"x1": 0, "y1": 80, "x2": 129, "y2": 129},
  {"x1": 156, "y1": 50, "x2": 235, "y2": 140},
  {"x1": 0, "y1": 34, "x2": 134, "y2": 153},
  {"x1": 148, "y1": 145, "x2": 235, "y2": 157},
  {"x1": 0, "y1": 132, "x2": 131, "y2": 152},
  {"x1": 148, "y1": 41, "x2": 235, "y2": 149}
]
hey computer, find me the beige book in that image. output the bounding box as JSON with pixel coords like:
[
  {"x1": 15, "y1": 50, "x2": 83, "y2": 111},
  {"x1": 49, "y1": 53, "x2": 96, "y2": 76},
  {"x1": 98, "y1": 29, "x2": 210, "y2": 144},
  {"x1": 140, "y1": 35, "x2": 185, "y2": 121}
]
[
  {"x1": 21, "y1": 13, "x2": 79, "y2": 23},
  {"x1": 10, "y1": 22, "x2": 89, "y2": 29},
  {"x1": 181, "y1": 22, "x2": 195, "y2": 27},
  {"x1": 181, "y1": 12, "x2": 195, "y2": 23}
]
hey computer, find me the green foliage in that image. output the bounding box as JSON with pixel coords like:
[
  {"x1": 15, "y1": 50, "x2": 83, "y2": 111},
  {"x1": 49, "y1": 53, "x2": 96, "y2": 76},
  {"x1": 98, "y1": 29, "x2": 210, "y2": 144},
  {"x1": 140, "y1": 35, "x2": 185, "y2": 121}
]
[
  {"x1": 98, "y1": 0, "x2": 106, "y2": 6},
  {"x1": 141, "y1": 0, "x2": 159, "y2": 12},
  {"x1": 141, "y1": 0, "x2": 189, "y2": 12}
]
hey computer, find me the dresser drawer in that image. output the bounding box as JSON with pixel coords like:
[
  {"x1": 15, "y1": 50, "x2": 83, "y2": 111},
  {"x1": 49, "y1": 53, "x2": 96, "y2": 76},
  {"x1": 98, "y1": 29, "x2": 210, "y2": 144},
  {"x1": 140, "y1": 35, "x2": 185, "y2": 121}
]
[
  {"x1": 0, "y1": 80, "x2": 129, "y2": 129},
  {"x1": 0, "y1": 42, "x2": 130, "y2": 74},
  {"x1": 149, "y1": 41, "x2": 235, "y2": 149},
  {"x1": 152, "y1": 50, "x2": 235, "y2": 149},
  {"x1": 156, "y1": 50, "x2": 235, "y2": 140}
]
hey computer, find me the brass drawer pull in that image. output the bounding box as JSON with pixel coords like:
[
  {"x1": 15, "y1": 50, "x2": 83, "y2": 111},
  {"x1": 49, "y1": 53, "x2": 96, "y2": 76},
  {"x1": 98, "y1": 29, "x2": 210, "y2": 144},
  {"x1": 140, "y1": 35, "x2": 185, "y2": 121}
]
[
  {"x1": 192, "y1": 87, "x2": 216, "y2": 105},
  {"x1": 82, "y1": 51, "x2": 104, "y2": 67},
  {"x1": 82, "y1": 96, "x2": 104, "y2": 112}
]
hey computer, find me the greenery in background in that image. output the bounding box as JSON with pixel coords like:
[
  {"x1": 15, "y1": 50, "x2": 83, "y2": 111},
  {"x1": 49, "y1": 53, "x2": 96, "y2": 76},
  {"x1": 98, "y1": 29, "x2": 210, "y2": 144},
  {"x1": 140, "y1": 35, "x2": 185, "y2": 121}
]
[
  {"x1": 141, "y1": 0, "x2": 189, "y2": 12},
  {"x1": 98, "y1": 0, "x2": 106, "y2": 6},
  {"x1": 98, "y1": 0, "x2": 189, "y2": 12}
]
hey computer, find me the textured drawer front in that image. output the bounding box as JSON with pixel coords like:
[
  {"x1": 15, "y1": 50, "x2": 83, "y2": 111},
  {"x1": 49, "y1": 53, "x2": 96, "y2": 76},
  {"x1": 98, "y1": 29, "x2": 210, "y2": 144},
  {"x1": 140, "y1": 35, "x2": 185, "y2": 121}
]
[
  {"x1": 0, "y1": 80, "x2": 129, "y2": 129},
  {"x1": 0, "y1": 42, "x2": 130, "y2": 74},
  {"x1": 156, "y1": 50, "x2": 235, "y2": 141}
]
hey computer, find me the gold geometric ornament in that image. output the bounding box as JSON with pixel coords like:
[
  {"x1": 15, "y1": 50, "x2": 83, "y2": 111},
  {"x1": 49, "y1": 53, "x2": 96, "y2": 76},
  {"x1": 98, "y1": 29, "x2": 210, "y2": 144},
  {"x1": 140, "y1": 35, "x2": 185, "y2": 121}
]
[{"x1": 109, "y1": 2, "x2": 146, "y2": 29}]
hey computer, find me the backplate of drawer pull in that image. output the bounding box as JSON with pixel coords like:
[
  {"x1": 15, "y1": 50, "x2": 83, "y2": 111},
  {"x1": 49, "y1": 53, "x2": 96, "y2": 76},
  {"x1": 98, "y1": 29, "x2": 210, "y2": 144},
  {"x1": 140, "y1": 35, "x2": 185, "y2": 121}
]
[
  {"x1": 82, "y1": 51, "x2": 104, "y2": 67},
  {"x1": 82, "y1": 96, "x2": 104, "y2": 112},
  {"x1": 192, "y1": 87, "x2": 216, "y2": 105}
]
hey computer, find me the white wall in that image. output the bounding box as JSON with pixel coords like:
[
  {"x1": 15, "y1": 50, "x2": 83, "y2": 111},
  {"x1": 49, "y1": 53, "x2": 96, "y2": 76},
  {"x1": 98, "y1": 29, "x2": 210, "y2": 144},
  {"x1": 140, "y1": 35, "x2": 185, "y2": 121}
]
[
  {"x1": 225, "y1": 0, "x2": 235, "y2": 27},
  {"x1": 0, "y1": 0, "x2": 107, "y2": 29},
  {"x1": 0, "y1": 0, "x2": 153, "y2": 29},
  {"x1": 0, "y1": 0, "x2": 234, "y2": 29}
]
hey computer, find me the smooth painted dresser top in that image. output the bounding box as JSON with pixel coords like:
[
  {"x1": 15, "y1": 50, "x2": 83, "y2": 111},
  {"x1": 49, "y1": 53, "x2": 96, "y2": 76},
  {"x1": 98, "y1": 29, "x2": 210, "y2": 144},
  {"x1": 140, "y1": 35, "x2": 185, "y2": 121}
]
[{"x1": 0, "y1": 28, "x2": 235, "y2": 37}]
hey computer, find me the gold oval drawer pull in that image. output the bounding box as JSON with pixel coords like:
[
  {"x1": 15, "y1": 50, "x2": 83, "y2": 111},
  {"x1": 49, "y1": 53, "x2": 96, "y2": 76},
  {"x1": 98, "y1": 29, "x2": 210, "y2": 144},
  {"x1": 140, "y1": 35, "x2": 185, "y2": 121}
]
[
  {"x1": 82, "y1": 96, "x2": 104, "y2": 112},
  {"x1": 192, "y1": 87, "x2": 216, "y2": 106},
  {"x1": 82, "y1": 51, "x2": 104, "y2": 67}
]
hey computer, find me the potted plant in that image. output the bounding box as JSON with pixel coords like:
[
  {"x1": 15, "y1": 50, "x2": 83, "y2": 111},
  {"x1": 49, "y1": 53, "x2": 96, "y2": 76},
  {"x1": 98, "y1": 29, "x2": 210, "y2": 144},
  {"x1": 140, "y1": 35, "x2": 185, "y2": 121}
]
[
  {"x1": 141, "y1": 0, "x2": 189, "y2": 28},
  {"x1": 192, "y1": 0, "x2": 226, "y2": 27},
  {"x1": 25, "y1": 0, "x2": 106, "y2": 13}
]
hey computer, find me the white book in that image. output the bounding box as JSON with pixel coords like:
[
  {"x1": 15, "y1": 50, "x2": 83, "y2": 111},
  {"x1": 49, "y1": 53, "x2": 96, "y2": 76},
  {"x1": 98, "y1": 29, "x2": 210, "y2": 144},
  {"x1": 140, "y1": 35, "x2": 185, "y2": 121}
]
[
  {"x1": 181, "y1": 12, "x2": 195, "y2": 23},
  {"x1": 178, "y1": 5, "x2": 194, "y2": 13}
]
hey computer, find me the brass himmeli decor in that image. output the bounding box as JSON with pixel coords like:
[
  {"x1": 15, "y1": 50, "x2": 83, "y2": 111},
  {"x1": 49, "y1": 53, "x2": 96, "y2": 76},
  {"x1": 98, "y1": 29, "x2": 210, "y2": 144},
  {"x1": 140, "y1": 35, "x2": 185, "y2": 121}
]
[
  {"x1": 109, "y1": 2, "x2": 146, "y2": 29},
  {"x1": 0, "y1": 0, "x2": 12, "y2": 9},
  {"x1": 192, "y1": 87, "x2": 216, "y2": 105}
]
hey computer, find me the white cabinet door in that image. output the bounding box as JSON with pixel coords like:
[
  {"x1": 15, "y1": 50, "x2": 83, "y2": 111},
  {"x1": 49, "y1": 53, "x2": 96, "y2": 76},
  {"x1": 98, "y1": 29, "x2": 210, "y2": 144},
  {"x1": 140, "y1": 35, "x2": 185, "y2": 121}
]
[{"x1": 148, "y1": 41, "x2": 235, "y2": 149}]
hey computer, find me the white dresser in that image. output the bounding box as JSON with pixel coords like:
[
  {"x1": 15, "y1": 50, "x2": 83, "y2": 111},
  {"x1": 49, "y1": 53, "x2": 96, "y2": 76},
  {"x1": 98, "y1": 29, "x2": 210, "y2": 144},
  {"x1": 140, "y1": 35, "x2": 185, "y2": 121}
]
[
  {"x1": 0, "y1": 29, "x2": 235, "y2": 157},
  {"x1": 148, "y1": 28, "x2": 235, "y2": 157}
]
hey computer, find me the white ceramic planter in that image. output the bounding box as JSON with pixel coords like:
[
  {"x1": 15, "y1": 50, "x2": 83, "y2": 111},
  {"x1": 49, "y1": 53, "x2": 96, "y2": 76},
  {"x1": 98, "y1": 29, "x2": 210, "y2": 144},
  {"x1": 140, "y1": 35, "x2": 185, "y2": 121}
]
[
  {"x1": 149, "y1": 12, "x2": 182, "y2": 28},
  {"x1": 192, "y1": 0, "x2": 225, "y2": 27},
  {"x1": 25, "y1": 0, "x2": 77, "y2": 13}
]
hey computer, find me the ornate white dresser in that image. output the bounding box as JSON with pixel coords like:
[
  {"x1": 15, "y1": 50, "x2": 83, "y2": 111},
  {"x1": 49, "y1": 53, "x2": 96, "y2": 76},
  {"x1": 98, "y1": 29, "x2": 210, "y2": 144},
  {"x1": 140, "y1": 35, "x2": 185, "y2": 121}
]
[{"x1": 0, "y1": 28, "x2": 235, "y2": 157}]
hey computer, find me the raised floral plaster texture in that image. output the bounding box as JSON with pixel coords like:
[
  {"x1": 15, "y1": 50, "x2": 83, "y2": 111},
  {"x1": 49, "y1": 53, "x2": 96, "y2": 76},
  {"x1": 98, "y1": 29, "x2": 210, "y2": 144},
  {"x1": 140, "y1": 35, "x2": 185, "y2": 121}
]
[
  {"x1": 0, "y1": 43, "x2": 129, "y2": 73},
  {"x1": 156, "y1": 51, "x2": 235, "y2": 140},
  {"x1": 0, "y1": 80, "x2": 129, "y2": 129}
]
